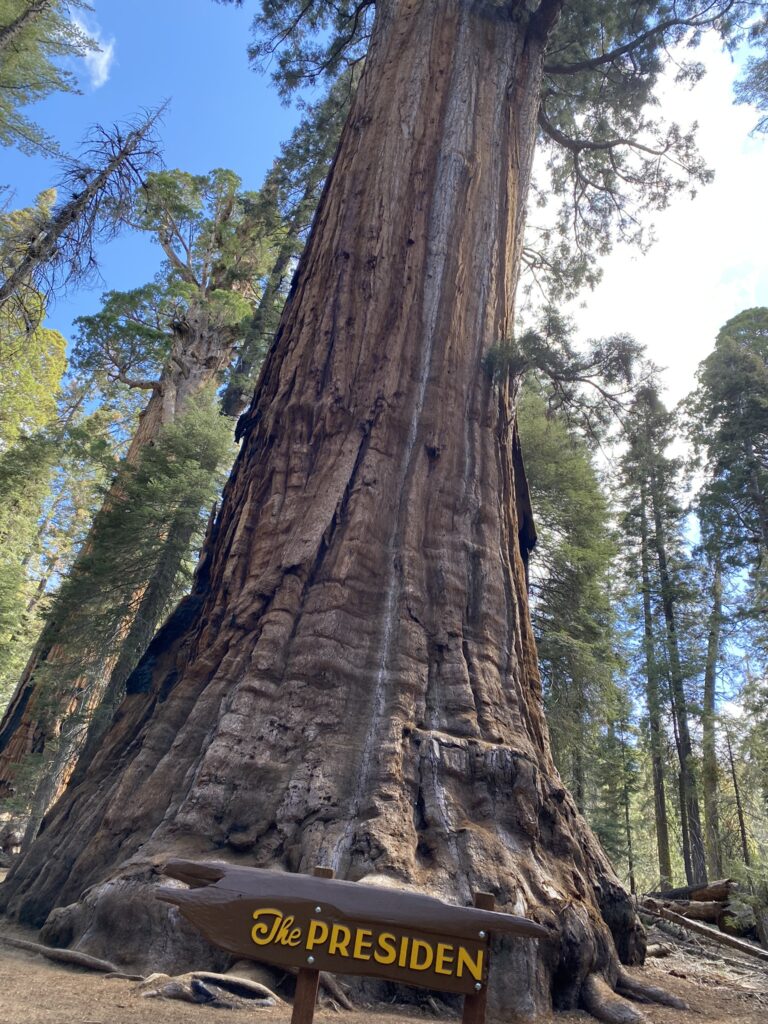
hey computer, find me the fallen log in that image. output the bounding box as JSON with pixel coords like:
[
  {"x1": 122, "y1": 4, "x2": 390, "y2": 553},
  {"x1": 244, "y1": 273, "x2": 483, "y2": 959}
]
[
  {"x1": 655, "y1": 900, "x2": 725, "y2": 923},
  {"x1": 646, "y1": 879, "x2": 736, "y2": 903},
  {"x1": 642, "y1": 900, "x2": 768, "y2": 963},
  {"x1": 0, "y1": 934, "x2": 119, "y2": 972}
]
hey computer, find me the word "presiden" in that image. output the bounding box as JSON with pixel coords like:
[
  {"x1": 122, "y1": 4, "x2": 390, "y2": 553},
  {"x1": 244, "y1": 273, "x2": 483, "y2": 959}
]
[{"x1": 250, "y1": 908, "x2": 485, "y2": 981}]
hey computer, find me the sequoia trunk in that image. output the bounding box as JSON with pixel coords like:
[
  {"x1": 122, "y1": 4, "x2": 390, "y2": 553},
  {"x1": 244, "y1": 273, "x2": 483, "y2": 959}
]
[{"x1": 2, "y1": 2, "x2": 648, "y2": 1017}]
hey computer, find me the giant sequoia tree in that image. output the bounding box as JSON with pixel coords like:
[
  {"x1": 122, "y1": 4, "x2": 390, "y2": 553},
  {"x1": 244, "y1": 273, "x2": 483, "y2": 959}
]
[{"x1": 2, "y1": 0, "x2": 763, "y2": 1019}]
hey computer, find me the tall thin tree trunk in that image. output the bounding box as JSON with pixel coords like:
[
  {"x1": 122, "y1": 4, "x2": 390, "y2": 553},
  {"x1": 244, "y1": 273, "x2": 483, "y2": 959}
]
[
  {"x1": 618, "y1": 721, "x2": 636, "y2": 896},
  {"x1": 725, "y1": 727, "x2": 750, "y2": 867},
  {"x1": 702, "y1": 560, "x2": 723, "y2": 879},
  {"x1": 650, "y1": 467, "x2": 707, "y2": 884},
  {"x1": 2, "y1": 5, "x2": 653, "y2": 1016},
  {"x1": 639, "y1": 486, "x2": 673, "y2": 889}
]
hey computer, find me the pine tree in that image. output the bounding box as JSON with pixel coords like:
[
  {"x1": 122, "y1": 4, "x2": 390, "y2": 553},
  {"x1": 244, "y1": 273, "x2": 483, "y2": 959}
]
[
  {"x1": 0, "y1": 383, "x2": 116, "y2": 713},
  {"x1": 0, "y1": 0, "x2": 96, "y2": 154},
  {"x1": 16, "y1": 392, "x2": 234, "y2": 838},
  {"x1": 0, "y1": 112, "x2": 163, "y2": 322},
  {"x1": 688, "y1": 308, "x2": 768, "y2": 575},
  {"x1": 621, "y1": 385, "x2": 707, "y2": 884},
  {"x1": 0, "y1": 288, "x2": 65, "y2": 451},
  {"x1": 518, "y1": 384, "x2": 618, "y2": 810}
]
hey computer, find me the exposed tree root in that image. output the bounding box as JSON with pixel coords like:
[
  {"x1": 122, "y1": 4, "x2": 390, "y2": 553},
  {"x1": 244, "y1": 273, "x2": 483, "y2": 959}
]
[
  {"x1": 318, "y1": 971, "x2": 354, "y2": 1010},
  {"x1": 616, "y1": 968, "x2": 689, "y2": 1008},
  {"x1": 582, "y1": 974, "x2": 648, "y2": 1024},
  {"x1": 139, "y1": 971, "x2": 281, "y2": 1007},
  {"x1": 0, "y1": 934, "x2": 118, "y2": 973},
  {"x1": 581, "y1": 966, "x2": 690, "y2": 1024}
]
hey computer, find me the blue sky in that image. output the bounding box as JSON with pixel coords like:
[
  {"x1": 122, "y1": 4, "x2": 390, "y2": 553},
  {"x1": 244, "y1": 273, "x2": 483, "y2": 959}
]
[{"x1": 1, "y1": 0, "x2": 304, "y2": 341}]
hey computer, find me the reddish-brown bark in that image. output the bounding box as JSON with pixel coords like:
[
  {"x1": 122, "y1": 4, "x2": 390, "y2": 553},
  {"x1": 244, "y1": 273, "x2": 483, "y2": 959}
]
[{"x1": 1, "y1": 3, "x2": 660, "y2": 1018}]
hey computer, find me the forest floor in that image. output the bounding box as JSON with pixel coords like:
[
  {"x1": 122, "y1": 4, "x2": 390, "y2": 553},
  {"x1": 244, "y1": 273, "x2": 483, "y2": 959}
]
[{"x1": 0, "y1": 873, "x2": 766, "y2": 1024}]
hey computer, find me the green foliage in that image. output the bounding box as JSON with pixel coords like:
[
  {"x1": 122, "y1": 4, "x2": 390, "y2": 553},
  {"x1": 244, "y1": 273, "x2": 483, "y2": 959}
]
[
  {"x1": 497, "y1": 310, "x2": 646, "y2": 441},
  {"x1": 518, "y1": 385, "x2": 621, "y2": 801},
  {"x1": 135, "y1": 167, "x2": 277, "y2": 300},
  {"x1": 688, "y1": 307, "x2": 768, "y2": 569},
  {"x1": 0, "y1": 289, "x2": 66, "y2": 451},
  {"x1": 0, "y1": 1, "x2": 96, "y2": 155},
  {"x1": 71, "y1": 283, "x2": 175, "y2": 393},
  {"x1": 0, "y1": 395, "x2": 115, "y2": 708},
  {"x1": 734, "y1": 15, "x2": 768, "y2": 134}
]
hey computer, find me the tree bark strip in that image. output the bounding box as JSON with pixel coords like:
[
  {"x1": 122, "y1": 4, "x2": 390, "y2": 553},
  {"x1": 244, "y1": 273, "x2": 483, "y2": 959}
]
[{"x1": 725, "y1": 727, "x2": 750, "y2": 867}]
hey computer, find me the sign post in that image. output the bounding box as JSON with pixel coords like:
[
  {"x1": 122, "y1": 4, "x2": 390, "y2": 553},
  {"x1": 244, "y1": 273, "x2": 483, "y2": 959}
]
[
  {"x1": 291, "y1": 866, "x2": 334, "y2": 1024},
  {"x1": 157, "y1": 859, "x2": 549, "y2": 1024},
  {"x1": 461, "y1": 892, "x2": 494, "y2": 1024}
]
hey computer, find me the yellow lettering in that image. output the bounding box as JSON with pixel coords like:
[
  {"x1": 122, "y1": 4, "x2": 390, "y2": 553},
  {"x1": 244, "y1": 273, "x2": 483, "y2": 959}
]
[
  {"x1": 306, "y1": 920, "x2": 329, "y2": 951},
  {"x1": 397, "y1": 936, "x2": 409, "y2": 967},
  {"x1": 374, "y1": 932, "x2": 397, "y2": 966},
  {"x1": 456, "y1": 946, "x2": 484, "y2": 982},
  {"x1": 434, "y1": 943, "x2": 455, "y2": 976},
  {"x1": 409, "y1": 939, "x2": 434, "y2": 971},
  {"x1": 352, "y1": 928, "x2": 373, "y2": 960},
  {"x1": 276, "y1": 916, "x2": 296, "y2": 945},
  {"x1": 288, "y1": 927, "x2": 303, "y2": 947},
  {"x1": 328, "y1": 923, "x2": 351, "y2": 957},
  {"x1": 250, "y1": 908, "x2": 284, "y2": 946}
]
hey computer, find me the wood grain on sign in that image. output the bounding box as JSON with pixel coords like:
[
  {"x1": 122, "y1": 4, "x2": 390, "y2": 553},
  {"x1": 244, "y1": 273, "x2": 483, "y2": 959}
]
[{"x1": 158, "y1": 860, "x2": 547, "y2": 997}]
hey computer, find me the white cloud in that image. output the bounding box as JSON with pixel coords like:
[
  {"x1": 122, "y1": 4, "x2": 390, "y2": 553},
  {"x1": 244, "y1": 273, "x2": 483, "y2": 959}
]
[
  {"x1": 561, "y1": 37, "x2": 768, "y2": 406},
  {"x1": 73, "y1": 15, "x2": 116, "y2": 90}
]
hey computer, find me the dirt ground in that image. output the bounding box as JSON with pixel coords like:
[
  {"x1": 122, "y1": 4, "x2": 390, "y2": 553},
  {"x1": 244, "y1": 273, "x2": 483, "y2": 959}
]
[{"x1": 1, "y1": 875, "x2": 766, "y2": 1024}]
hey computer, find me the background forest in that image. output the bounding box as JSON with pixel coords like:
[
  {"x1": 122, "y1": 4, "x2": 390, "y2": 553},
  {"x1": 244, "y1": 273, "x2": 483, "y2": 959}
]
[{"x1": 1, "y1": 0, "x2": 768, "y2": 946}]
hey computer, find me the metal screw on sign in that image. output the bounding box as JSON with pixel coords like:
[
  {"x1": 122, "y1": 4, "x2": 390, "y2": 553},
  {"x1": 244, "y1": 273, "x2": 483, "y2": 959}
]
[
  {"x1": 461, "y1": 892, "x2": 494, "y2": 1024},
  {"x1": 291, "y1": 866, "x2": 334, "y2": 1024}
]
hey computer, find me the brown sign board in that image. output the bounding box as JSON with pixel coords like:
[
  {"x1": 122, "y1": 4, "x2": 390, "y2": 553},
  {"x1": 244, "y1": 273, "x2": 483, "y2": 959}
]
[{"x1": 158, "y1": 859, "x2": 548, "y2": 998}]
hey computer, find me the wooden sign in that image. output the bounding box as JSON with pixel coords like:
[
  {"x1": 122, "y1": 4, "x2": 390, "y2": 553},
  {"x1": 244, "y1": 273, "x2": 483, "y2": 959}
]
[{"x1": 158, "y1": 859, "x2": 548, "y2": 1024}]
